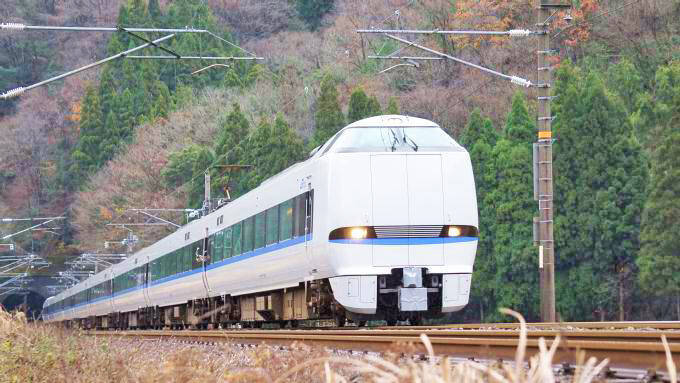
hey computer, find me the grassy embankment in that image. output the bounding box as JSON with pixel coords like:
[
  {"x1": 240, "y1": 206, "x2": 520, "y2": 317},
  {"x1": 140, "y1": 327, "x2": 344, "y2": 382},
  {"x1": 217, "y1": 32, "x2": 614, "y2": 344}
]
[{"x1": 1, "y1": 308, "x2": 676, "y2": 382}]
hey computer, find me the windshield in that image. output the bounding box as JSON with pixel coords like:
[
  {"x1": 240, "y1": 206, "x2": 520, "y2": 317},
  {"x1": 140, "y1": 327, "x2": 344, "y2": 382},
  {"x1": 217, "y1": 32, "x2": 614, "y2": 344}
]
[{"x1": 327, "y1": 126, "x2": 464, "y2": 154}]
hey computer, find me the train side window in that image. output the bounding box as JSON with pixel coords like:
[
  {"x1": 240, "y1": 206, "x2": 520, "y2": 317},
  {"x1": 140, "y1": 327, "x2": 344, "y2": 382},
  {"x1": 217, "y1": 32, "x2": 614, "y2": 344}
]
[
  {"x1": 293, "y1": 194, "x2": 306, "y2": 237},
  {"x1": 279, "y1": 199, "x2": 293, "y2": 241},
  {"x1": 164, "y1": 253, "x2": 171, "y2": 277},
  {"x1": 307, "y1": 190, "x2": 314, "y2": 235},
  {"x1": 232, "y1": 222, "x2": 242, "y2": 256},
  {"x1": 192, "y1": 241, "x2": 204, "y2": 269},
  {"x1": 214, "y1": 231, "x2": 224, "y2": 262},
  {"x1": 266, "y1": 206, "x2": 279, "y2": 246},
  {"x1": 151, "y1": 258, "x2": 159, "y2": 281},
  {"x1": 179, "y1": 246, "x2": 187, "y2": 272},
  {"x1": 255, "y1": 211, "x2": 266, "y2": 249},
  {"x1": 243, "y1": 217, "x2": 254, "y2": 252},
  {"x1": 172, "y1": 251, "x2": 179, "y2": 275},
  {"x1": 209, "y1": 235, "x2": 217, "y2": 263},
  {"x1": 160, "y1": 255, "x2": 166, "y2": 278},
  {"x1": 223, "y1": 226, "x2": 232, "y2": 258}
]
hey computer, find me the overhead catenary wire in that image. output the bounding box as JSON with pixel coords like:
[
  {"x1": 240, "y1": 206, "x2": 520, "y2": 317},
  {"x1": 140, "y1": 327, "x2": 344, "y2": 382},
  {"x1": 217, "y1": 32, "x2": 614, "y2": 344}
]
[
  {"x1": 0, "y1": 33, "x2": 176, "y2": 100},
  {"x1": 0, "y1": 24, "x2": 207, "y2": 33},
  {"x1": 206, "y1": 31, "x2": 259, "y2": 58},
  {"x1": 382, "y1": 33, "x2": 532, "y2": 87},
  {"x1": 0, "y1": 24, "x2": 263, "y2": 99},
  {"x1": 125, "y1": 55, "x2": 259, "y2": 60},
  {"x1": 359, "y1": 28, "x2": 535, "y2": 36}
]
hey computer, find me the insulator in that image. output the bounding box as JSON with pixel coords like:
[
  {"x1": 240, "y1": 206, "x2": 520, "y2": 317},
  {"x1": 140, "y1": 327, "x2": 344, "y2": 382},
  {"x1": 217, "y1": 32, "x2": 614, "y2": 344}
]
[
  {"x1": 508, "y1": 29, "x2": 532, "y2": 37},
  {"x1": 0, "y1": 23, "x2": 26, "y2": 31},
  {"x1": 510, "y1": 76, "x2": 532, "y2": 88},
  {"x1": 0, "y1": 87, "x2": 26, "y2": 100}
]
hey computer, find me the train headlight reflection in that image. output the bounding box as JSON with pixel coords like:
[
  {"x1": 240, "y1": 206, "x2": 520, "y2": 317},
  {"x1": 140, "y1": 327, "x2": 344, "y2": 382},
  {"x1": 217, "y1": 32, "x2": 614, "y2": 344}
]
[{"x1": 350, "y1": 227, "x2": 368, "y2": 239}]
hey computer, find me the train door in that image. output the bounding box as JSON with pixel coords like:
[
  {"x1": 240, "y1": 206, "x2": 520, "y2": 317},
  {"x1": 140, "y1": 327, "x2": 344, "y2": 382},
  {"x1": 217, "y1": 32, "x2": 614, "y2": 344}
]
[
  {"x1": 200, "y1": 228, "x2": 212, "y2": 296},
  {"x1": 142, "y1": 259, "x2": 151, "y2": 308},
  {"x1": 304, "y1": 187, "x2": 314, "y2": 270},
  {"x1": 110, "y1": 272, "x2": 117, "y2": 314},
  {"x1": 107, "y1": 274, "x2": 114, "y2": 315}
]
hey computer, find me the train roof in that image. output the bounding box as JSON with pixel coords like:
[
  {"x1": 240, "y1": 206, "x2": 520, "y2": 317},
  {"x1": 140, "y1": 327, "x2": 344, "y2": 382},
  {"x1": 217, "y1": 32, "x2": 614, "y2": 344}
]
[{"x1": 344, "y1": 115, "x2": 439, "y2": 129}]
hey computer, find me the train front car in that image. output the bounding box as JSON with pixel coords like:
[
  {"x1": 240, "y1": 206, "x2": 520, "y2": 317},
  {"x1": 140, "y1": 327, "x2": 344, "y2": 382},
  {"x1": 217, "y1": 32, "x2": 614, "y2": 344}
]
[{"x1": 322, "y1": 115, "x2": 478, "y2": 324}]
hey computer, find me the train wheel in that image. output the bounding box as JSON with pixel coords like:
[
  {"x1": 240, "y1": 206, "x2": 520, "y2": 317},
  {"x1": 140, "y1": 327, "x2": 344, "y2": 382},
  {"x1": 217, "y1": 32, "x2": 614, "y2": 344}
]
[
  {"x1": 386, "y1": 319, "x2": 397, "y2": 326},
  {"x1": 334, "y1": 314, "x2": 346, "y2": 328},
  {"x1": 358, "y1": 320, "x2": 367, "y2": 327},
  {"x1": 409, "y1": 317, "x2": 423, "y2": 326}
]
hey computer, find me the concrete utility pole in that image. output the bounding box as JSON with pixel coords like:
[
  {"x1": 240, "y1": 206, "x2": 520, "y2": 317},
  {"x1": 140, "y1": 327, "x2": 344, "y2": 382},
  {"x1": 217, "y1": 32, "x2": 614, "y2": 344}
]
[
  {"x1": 535, "y1": 0, "x2": 570, "y2": 322},
  {"x1": 204, "y1": 170, "x2": 211, "y2": 213}
]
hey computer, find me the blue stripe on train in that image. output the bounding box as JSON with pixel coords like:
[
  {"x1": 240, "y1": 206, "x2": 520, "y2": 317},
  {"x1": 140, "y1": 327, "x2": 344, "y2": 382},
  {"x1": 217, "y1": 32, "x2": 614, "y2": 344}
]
[
  {"x1": 328, "y1": 236, "x2": 478, "y2": 245},
  {"x1": 49, "y1": 234, "x2": 312, "y2": 315}
]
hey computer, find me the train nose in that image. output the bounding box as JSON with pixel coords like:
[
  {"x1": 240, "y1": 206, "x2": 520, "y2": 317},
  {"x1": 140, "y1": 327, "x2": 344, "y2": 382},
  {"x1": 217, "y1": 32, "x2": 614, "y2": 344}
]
[
  {"x1": 398, "y1": 267, "x2": 428, "y2": 311},
  {"x1": 370, "y1": 154, "x2": 445, "y2": 266}
]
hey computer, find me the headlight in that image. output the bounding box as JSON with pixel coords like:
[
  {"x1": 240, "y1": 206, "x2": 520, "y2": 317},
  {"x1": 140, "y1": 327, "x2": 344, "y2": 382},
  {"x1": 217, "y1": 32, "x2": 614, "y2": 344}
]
[
  {"x1": 350, "y1": 227, "x2": 368, "y2": 239},
  {"x1": 329, "y1": 226, "x2": 376, "y2": 240},
  {"x1": 447, "y1": 226, "x2": 462, "y2": 237},
  {"x1": 441, "y1": 225, "x2": 478, "y2": 238}
]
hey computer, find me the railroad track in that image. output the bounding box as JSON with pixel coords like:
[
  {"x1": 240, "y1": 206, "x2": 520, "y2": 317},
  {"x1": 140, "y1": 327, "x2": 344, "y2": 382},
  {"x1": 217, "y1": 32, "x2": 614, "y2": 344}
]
[
  {"x1": 87, "y1": 325, "x2": 680, "y2": 371},
  {"x1": 412, "y1": 320, "x2": 680, "y2": 330}
]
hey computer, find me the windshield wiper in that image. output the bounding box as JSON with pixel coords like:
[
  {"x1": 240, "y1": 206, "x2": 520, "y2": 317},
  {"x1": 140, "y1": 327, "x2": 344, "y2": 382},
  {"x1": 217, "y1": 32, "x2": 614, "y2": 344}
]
[
  {"x1": 403, "y1": 132, "x2": 418, "y2": 152},
  {"x1": 388, "y1": 128, "x2": 399, "y2": 152}
]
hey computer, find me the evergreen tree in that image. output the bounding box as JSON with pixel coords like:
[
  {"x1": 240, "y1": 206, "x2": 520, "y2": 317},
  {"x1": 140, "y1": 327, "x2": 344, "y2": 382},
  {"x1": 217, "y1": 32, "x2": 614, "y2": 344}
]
[
  {"x1": 213, "y1": 103, "x2": 251, "y2": 198},
  {"x1": 636, "y1": 63, "x2": 680, "y2": 319},
  {"x1": 69, "y1": 0, "x2": 239, "y2": 189},
  {"x1": 215, "y1": 103, "x2": 250, "y2": 160},
  {"x1": 386, "y1": 97, "x2": 400, "y2": 114},
  {"x1": 347, "y1": 88, "x2": 369, "y2": 123},
  {"x1": 312, "y1": 74, "x2": 344, "y2": 148},
  {"x1": 295, "y1": 0, "x2": 334, "y2": 30},
  {"x1": 459, "y1": 108, "x2": 500, "y2": 321},
  {"x1": 161, "y1": 144, "x2": 215, "y2": 208},
  {"x1": 347, "y1": 88, "x2": 382, "y2": 123},
  {"x1": 367, "y1": 95, "x2": 382, "y2": 117},
  {"x1": 238, "y1": 115, "x2": 305, "y2": 193},
  {"x1": 148, "y1": 0, "x2": 162, "y2": 22},
  {"x1": 484, "y1": 93, "x2": 539, "y2": 321},
  {"x1": 552, "y1": 62, "x2": 647, "y2": 321},
  {"x1": 70, "y1": 86, "x2": 102, "y2": 184}
]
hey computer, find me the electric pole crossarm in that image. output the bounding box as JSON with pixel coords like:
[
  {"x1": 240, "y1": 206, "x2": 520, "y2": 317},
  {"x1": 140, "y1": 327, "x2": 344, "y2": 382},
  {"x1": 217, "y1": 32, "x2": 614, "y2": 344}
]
[
  {"x1": 136, "y1": 211, "x2": 180, "y2": 228},
  {"x1": 368, "y1": 55, "x2": 443, "y2": 60},
  {"x1": 383, "y1": 33, "x2": 533, "y2": 87},
  {"x1": 0, "y1": 273, "x2": 27, "y2": 289},
  {"x1": 0, "y1": 33, "x2": 176, "y2": 100},
  {"x1": 0, "y1": 287, "x2": 21, "y2": 297},
  {"x1": 0, "y1": 23, "x2": 206, "y2": 33},
  {"x1": 1, "y1": 218, "x2": 60, "y2": 240},
  {"x1": 119, "y1": 26, "x2": 181, "y2": 58},
  {"x1": 1, "y1": 216, "x2": 65, "y2": 222},
  {"x1": 358, "y1": 28, "x2": 535, "y2": 36},
  {"x1": 125, "y1": 55, "x2": 263, "y2": 60}
]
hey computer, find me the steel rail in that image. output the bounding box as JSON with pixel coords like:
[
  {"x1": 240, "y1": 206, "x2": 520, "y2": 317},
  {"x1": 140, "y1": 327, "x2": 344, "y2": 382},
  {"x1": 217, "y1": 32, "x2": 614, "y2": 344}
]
[
  {"x1": 409, "y1": 321, "x2": 680, "y2": 330},
  {"x1": 87, "y1": 328, "x2": 680, "y2": 370}
]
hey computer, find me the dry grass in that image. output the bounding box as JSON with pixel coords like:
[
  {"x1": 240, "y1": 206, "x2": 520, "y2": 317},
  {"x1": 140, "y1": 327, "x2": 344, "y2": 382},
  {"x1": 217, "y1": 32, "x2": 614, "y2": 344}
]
[{"x1": 1, "y1": 308, "x2": 677, "y2": 383}]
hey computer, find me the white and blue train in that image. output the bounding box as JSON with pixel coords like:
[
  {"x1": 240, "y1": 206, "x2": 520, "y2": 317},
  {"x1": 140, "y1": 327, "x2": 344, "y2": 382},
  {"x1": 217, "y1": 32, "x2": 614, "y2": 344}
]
[{"x1": 42, "y1": 115, "x2": 478, "y2": 328}]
